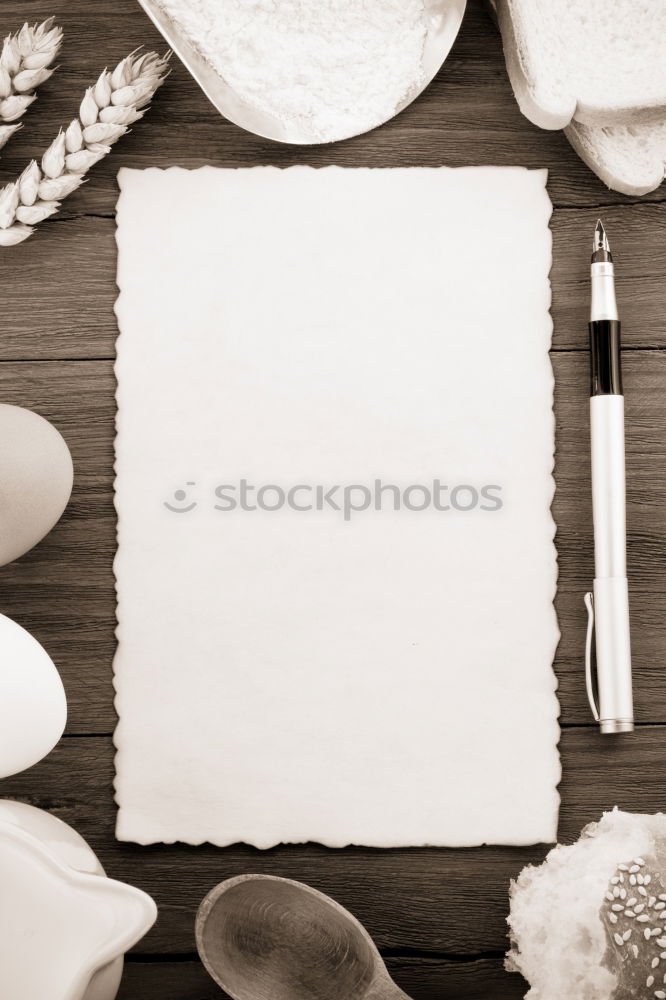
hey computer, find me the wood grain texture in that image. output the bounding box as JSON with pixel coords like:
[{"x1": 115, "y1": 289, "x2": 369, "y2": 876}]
[
  {"x1": 117, "y1": 957, "x2": 525, "y2": 1000},
  {"x1": 0, "y1": 1, "x2": 665, "y2": 998}
]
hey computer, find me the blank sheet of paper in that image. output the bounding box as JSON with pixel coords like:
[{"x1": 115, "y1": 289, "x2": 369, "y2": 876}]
[{"x1": 113, "y1": 165, "x2": 560, "y2": 848}]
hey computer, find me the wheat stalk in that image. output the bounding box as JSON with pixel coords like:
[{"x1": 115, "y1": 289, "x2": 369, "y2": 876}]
[
  {"x1": 0, "y1": 50, "x2": 170, "y2": 246},
  {"x1": 0, "y1": 18, "x2": 63, "y2": 151}
]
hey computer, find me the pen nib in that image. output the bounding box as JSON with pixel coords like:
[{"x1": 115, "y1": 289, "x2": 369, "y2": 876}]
[{"x1": 594, "y1": 219, "x2": 610, "y2": 254}]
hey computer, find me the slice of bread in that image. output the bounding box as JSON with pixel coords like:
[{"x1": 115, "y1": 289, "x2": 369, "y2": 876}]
[
  {"x1": 565, "y1": 118, "x2": 666, "y2": 196},
  {"x1": 486, "y1": 0, "x2": 666, "y2": 195},
  {"x1": 496, "y1": 0, "x2": 666, "y2": 130}
]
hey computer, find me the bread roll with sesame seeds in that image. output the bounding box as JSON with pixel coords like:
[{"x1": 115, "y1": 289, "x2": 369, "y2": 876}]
[{"x1": 506, "y1": 809, "x2": 666, "y2": 999}]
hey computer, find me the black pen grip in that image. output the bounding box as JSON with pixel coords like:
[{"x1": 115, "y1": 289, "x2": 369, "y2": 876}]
[{"x1": 589, "y1": 320, "x2": 622, "y2": 396}]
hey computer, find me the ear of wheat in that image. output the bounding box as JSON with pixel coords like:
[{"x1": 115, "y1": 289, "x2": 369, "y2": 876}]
[
  {"x1": 0, "y1": 50, "x2": 170, "y2": 245},
  {"x1": 0, "y1": 18, "x2": 63, "y2": 151}
]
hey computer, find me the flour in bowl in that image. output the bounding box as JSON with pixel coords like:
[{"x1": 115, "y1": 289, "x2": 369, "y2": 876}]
[{"x1": 158, "y1": 0, "x2": 428, "y2": 140}]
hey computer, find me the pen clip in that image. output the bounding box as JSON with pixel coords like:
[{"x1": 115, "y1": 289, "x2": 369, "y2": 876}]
[{"x1": 584, "y1": 591, "x2": 600, "y2": 722}]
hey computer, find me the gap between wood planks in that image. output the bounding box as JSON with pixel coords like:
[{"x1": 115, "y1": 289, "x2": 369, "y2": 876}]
[
  {"x1": 123, "y1": 949, "x2": 506, "y2": 962},
  {"x1": 0, "y1": 348, "x2": 659, "y2": 363},
  {"x1": 41, "y1": 194, "x2": 666, "y2": 224},
  {"x1": 58, "y1": 721, "x2": 666, "y2": 740}
]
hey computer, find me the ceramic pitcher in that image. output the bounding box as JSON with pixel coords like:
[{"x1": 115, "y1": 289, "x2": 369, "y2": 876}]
[{"x1": 0, "y1": 800, "x2": 156, "y2": 1000}]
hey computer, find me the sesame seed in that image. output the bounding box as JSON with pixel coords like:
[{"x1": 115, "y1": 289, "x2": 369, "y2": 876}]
[
  {"x1": 619, "y1": 864, "x2": 629, "y2": 871},
  {"x1": 630, "y1": 865, "x2": 641, "y2": 873},
  {"x1": 631, "y1": 876, "x2": 638, "y2": 885},
  {"x1": 641, "y1": 887, "x2": 650, "y2": 897},
  {"x1": 638, "y1": 914, "x2": 650, "y2": 922},
  {"x1": 633, "y1": 944, "x2": 640, "y2": 958},
  {"x1": 613, "y1": 904, "x2": 625, "y2": 912},
  {"x1": 620, "y1": 888, "x2": 627, "y2": 899},
  {"x1": 663, "y1": 973, "x2": 666, "y2": 985},
  {"x1": 650, "y1": 897, "x2": 657, "y2": 908},
  {"x1": 629, "y1": 897, "x2": 638, "y2": 906},
  {"x1": 646, "y1": 929, "x2": 653, "y2": 940},
  {"x1": 657, "y1": 938, "x2": 666, "y2": 948},
  {"x1": 609, "y1": 912, "x2": 619, "y2": 923},
  {"x1": 656, "y1": 903, "x2": 666, "y2": 911},
  {"x1": 636, "y1": 858, "x2": 646, "y2": 866},
  {"x1": 625, "y1": 910, "x2": 636, "y2": 918},
  {"x1": 636, "y1": 904, "x2": 646, "y2": 914},
  {"x1": 614, "y1": 932, "x2": 624, "y2": 946},
  {"x1": 649, "y1": 977, "x2": 656, "y2": 988},
  {"x1": 623, "y1": 929, "x2": 632, "y2": 941},
  {"x1": 661, "y1": 953, "x2": 666, "y2": 960},
  {"x1": 653, "y1": 957, "x2": 660, "y2": 969},
  {"x1": 646, "y1": 876, "x2": 653, "y2": 885},
  {"x1": 614, "y1": 886, "x2": 621, "y2": 897},
  {"x1": 652, "y1": 928, "x2": 662, "y2": 937},
  {"x1": 611, "y1": 876, "x2": 620, "y2": 885},
  {"x1": 658, "y1": 894, "x2": 666, "y2": 902},
  {"x1": 654, "y1": 991, "x2": 665, "y2": 999},
  {"x1": 620, "y1": 874, "x2": 625, "y2": 883}
]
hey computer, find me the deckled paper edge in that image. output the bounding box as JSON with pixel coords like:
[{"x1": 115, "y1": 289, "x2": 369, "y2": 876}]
[
  {"x1": 533, "y1": 166, "x2": 562, "y2": 848},
  {"x1": 112, "y1": 166, "x2": 133, "y2": 843},
  {"x1": 111, "y1": 165, "x2": 561, "y2": 848}
]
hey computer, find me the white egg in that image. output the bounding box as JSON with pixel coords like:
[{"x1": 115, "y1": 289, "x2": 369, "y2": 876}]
[
  {"x1": 0, "y1": 404, "x2": 73, "y2": 567},
  {"x1": 0, "y1": 614, "x2": 67, "y2": 778}
]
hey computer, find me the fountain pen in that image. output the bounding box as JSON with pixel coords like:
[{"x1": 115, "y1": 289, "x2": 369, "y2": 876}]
[{"x1": 584, "y1": 220, "x2": 634, "y2": 734}]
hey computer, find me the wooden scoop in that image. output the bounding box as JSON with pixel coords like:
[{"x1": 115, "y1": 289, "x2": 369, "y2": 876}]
[
  {"x1": 135, "y1": 0, "x2": 466, "y2": 145},
  {"x1": 195, "y1": 874, "x2": 411, "y2": 1000}
]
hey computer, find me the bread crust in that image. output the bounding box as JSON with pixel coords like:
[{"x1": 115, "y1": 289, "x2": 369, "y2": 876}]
[
  {"x1": 496, "y1": 0, "x2": 573, "y2": 129},
  {"x1": 565, "y1": 121, "x2": 665, "y2": 196}
]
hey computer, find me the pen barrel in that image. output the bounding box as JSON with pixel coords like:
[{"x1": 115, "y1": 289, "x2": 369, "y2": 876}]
[
  {"x1": 589, "y1": 394, "x2": 633, "y2": 732},
  {"x1": 593, "y1": 576, "x2": 633, "y2": 733},
  {"x1": 590, "y1": 395, "x2": 627, "y2": 578}
]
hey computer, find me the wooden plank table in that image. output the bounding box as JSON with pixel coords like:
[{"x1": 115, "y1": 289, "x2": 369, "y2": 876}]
[{"x1": 2, "y1": 1, "x2": 666, "y2": 996}]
